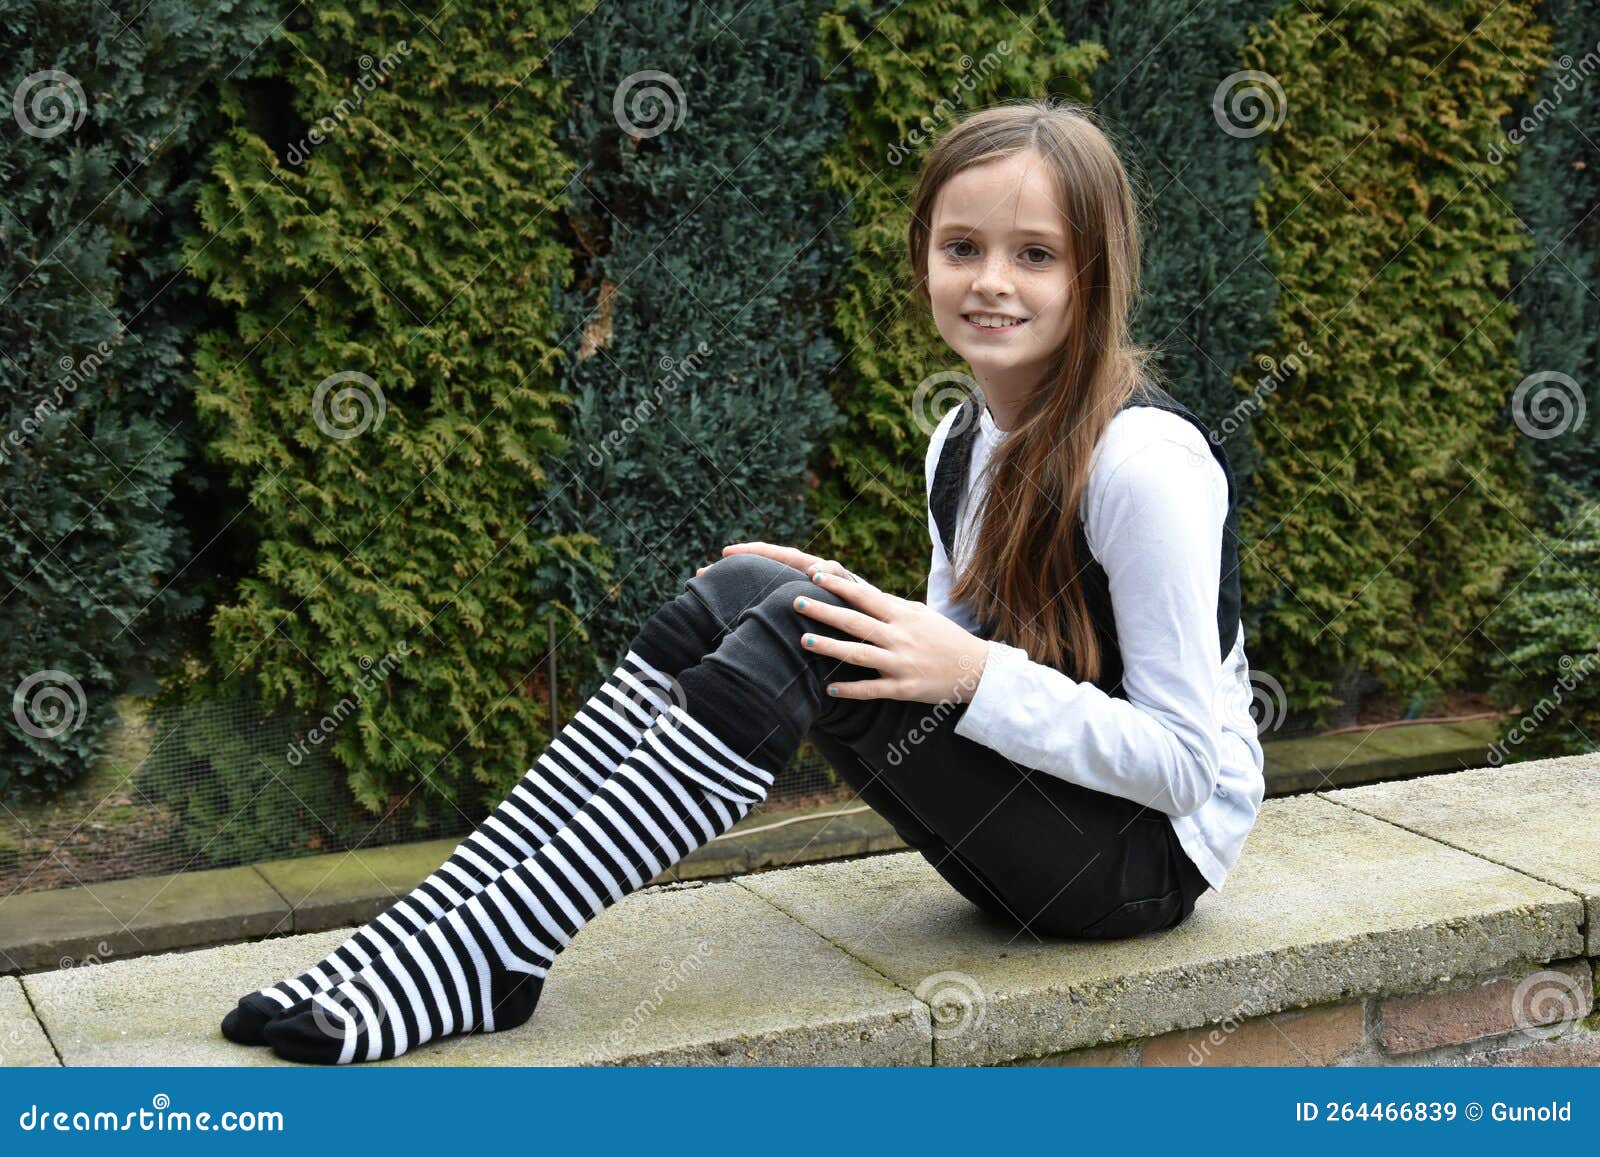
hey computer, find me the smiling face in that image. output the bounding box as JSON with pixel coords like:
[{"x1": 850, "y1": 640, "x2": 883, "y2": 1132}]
[{"x1": 925, "y1": 149, "x2": 1074, "y2": 422}]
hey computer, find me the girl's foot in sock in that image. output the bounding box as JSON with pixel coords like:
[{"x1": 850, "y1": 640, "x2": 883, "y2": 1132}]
[
  {"x1": 263, "y1": 702, "x2": 776, "y2": 1063},
  {"x1": 220, "y1": 650, "x2": 676, "y2": 1046},
  {"x1": 264, "y1": 903, "x2": 552, "y2": 1065}
]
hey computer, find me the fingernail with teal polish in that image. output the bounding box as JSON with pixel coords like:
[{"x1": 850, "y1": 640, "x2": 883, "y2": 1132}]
[
  {"x1": 796, "y1": 597, "x2": 807, "y2": 609},
  {"x1": 827, "y1": 686, "x2": 837, "y2": 695}
]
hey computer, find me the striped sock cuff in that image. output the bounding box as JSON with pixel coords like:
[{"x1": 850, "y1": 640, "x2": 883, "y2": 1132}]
[{"x1": 648, "y1": 703, "x2": 776, "y2": 805}]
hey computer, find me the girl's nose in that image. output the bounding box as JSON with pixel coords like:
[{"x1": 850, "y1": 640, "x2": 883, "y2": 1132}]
[{"x1": 973, "y1": 259, "x2": 1014, "y2": 296}]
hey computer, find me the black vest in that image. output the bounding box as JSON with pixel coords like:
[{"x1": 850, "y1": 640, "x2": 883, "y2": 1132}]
[{"x1": 928, "y1": 380, "x2": 1243, "y2": 699}]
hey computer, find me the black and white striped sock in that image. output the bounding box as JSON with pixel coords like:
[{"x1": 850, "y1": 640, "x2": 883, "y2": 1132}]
[
  {"x1": 262, "y1": 700, "x2": 777, "y2": 1064},
  {"x1": 220, "y1": 650, "x2": 676, "y2": 1045}
]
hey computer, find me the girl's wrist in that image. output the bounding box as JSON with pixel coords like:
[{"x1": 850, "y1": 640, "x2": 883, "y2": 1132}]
[{"x1": 958, "y1": 638, "x2": 990, "y2": 702}]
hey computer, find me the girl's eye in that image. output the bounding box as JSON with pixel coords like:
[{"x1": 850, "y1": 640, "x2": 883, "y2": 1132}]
[{"x1": 943, "y1": 240, "x2": 1053, "y2": 264}]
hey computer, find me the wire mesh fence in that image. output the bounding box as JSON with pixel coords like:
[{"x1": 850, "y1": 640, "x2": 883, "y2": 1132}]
[{"x1": 0, "y1": 694, "x2": 845, "y2": 897}]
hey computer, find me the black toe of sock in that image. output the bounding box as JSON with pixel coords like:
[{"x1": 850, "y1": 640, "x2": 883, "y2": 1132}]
[
  {"x1": 220, "y1": 992, "x2": 284, "y2": 1045},
  {"x1": 263, "y1": 972, "x2": 548, "y2": 1064},
  {"x1": 263, "y1": 997, "x2": 345, "y2": 1064}
]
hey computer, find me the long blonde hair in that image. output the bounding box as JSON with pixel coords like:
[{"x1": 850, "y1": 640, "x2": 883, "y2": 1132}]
[{"x1": 908, "y1": 97, "x2": 1160, "y2": 679}]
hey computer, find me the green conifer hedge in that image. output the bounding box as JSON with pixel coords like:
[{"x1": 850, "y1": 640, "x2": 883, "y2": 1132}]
[{"x1": 1, "y1": 0, "x2": 278, "y2": 800}]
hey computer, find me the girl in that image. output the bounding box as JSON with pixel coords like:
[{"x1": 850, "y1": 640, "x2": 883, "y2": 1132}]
[{"x1": 220, "y1": 97, "x2": 1264, "y2": 1065}]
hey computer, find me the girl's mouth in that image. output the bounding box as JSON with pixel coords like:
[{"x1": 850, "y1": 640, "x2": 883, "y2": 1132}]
[{"x1": 963, "y1": 313, "x2": 1029, "y2": 333}]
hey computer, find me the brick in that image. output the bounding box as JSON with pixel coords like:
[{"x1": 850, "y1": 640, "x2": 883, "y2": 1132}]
[
  {"x1": 1143, "y1": 1002, "x2": 1367, "y2": 1067},
  {"x1": 1462, "y1": 1032, "x2": 1600, "y2": 1066},
  {"x1": 1380, "y1": 961, "x2": 1593, "y2": 1055}
]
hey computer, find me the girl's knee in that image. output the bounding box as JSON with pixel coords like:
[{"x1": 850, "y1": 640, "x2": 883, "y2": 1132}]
[
  {"x1": 702, "y1": 555, "x2": 854, "y2": 621},
  {"x1": 686, "y1": 553, "x2": 803, "y2": 627},
  {"x1": 695, "y1": 552, "x2": 806, "y2": 600},
  {"x1": 761, "y1": 576, "x2": 858, "y2": 630}
]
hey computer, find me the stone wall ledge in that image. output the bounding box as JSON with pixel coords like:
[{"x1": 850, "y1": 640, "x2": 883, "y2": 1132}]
[{"x1": 4, "y1": 752, "x2": 1596, "y2": 1067}]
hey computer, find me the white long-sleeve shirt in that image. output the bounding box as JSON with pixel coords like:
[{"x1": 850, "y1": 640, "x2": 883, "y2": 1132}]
[{"x1": 924, "y1": 399, "x2": 1265, "y2": 891}]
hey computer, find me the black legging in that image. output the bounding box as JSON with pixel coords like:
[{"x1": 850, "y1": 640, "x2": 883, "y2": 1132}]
[{"x1": 629, "y1": 551, "x2": 1209, "y2": 940}]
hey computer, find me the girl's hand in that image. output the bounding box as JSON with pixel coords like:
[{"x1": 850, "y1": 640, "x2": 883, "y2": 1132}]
[
  {"x1": 695, "y1": 541, "x2": 866, "y2": 585},
  {"x1": 792, "y1": 570, "x2": 990, "y2": 706}
]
